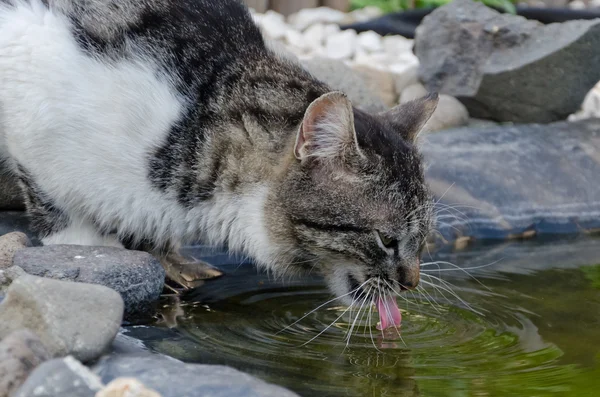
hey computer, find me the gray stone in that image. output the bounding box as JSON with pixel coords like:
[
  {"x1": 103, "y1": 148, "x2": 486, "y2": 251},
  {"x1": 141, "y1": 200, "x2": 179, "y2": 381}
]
[
  {"x1": 400, "y1": 84, "x2": 469, "y2": 133},
  {"x1": 13, "y1": 245, "x2": 165, "y2": 320},
  {"x1": 0, "y1": 170, "x2": 23, "y2": 211},
  {"x1": 0, "y1": 274, "x2": 123, "y2": 362},
  {"x1": 414, "y1": 0, "x2": 600, "y2": 123},
  {"x1": 0, "y1": 232, "x2": 31, "y2": 269},
  {"x1": 302, "y1": 57, "x2": 387, "y2": 113},
  {"x1": 399, "y1": 83, "x2": 428, "y2": 103},
  {"x1": 0, "y1": 266, "x2": 26, "y2": 296},
  {"x1": 0, "y1": 330, "x2": 50, "y2": 397},
  {"x1": 394, "y1": 64, "x2": 419, "y2": 96},
  {"x1": 14, "y1": 356, "x2": 103, "y2": 397},
  {"x1": 421, "y1": 94, "x2": 469, "y2": 133},
  {"x1": 422, "y1": 118, "x2": 600, "y2": 242},
  {"x1": 93, "y1": 354, "x2": 300, "y2": 397}
]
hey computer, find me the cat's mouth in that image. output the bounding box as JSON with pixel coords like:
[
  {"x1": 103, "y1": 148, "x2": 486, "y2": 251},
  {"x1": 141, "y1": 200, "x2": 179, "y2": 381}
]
[{"x1": 348, "y1": 275, "x2": 402, "y2": 331}]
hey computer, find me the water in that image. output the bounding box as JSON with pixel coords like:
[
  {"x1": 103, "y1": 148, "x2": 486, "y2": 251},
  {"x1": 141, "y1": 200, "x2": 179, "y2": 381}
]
[{"x1": 125, "y1": 236, "x2": 600, "y2": 397}]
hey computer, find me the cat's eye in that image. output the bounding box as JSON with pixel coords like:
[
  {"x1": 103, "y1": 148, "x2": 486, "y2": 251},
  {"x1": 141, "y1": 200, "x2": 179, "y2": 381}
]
[{"x1": 377, "y1": 231, "x2": 397, "y2": 249}]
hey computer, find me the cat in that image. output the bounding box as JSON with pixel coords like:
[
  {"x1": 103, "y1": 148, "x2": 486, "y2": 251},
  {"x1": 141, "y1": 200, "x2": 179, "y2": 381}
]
[{"x1": 0, "y1": 0, "x2": 437, "y2": 329}]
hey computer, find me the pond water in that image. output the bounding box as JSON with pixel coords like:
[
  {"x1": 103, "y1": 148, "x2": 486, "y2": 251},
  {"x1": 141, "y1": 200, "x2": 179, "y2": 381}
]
[{"x1": 125, "y1": 236, "x2": 600, "y2": 397}]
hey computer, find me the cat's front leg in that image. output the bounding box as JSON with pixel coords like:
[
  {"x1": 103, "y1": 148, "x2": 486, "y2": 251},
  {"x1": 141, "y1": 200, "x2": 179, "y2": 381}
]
[{"x1": 158, "y1": 251, "x2": 223, "y2": 293}]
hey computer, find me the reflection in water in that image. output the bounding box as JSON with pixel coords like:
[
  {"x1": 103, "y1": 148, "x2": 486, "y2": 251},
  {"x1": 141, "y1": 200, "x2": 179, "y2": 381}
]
[{"x1": 125, "y1": 237, "x2": 600, "y2": 397}]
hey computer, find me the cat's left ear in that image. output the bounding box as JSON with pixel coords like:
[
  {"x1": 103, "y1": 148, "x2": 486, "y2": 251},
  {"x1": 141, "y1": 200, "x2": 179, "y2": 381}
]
[
  {"x1": 294, "y1": 92, "x2": 361, "y2": 162},
  {"x1": 380, "y1": 93, "x2": 439, "y2": 143}
]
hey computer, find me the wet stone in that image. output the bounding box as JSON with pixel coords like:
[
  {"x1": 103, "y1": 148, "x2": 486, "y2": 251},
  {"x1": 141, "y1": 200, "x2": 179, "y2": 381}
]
[
  {"x1": 14, "y1": 356, "x2": 104, "y2": 397},
  {"x1": 0, "y1": 232, "x2": 31, "y2": 269},
  {"x1": 13, "y1": 245, "x2": 165, "y2": 321},
  {"x1": 0, "y1": 329, "x2": 50, "y2": 397},
  {"x1": 0, "y1": 274, "x2": 123, "y2": 363}
]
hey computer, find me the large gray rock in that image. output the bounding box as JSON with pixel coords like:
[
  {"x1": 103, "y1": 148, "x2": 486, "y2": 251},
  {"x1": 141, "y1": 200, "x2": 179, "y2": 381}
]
[
  {"x1": 13, "y1": 245, "x2": 165, "y2": 320},
  {"x1": 422, "y1": 118, "x2": 600, "y2": 242},
  {"x1": 14, "y1": 356, "x2": 103, "y2": 397},
  {"x1": 0, "y1": 330, "x2": 50, "y2": 397},
  {"x1": 93, "y1": 354, "x2": 300, "y2": 397},
  {"x1": 302, "y1": 57, "x2": 387, "y2": 113},
  {"x1": 414, "y1": 0, "x2": 600, "y2": 123},
  {"x1": 0, "y1": 232, "x2": 31, "y2": 269},
  {"x1": 0, "y1": 274, "x2": 123, "y2": 362}
]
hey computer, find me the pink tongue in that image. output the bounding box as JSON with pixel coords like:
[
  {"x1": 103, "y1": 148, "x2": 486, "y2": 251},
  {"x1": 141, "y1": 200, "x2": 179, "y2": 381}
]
[{"x1": 376, "y1": 296, "x2": 402, "y2": 331}]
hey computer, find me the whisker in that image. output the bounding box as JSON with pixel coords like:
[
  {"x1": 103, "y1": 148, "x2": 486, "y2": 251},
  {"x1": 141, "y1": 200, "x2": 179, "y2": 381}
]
[
  {"x1": 276, "y1": 278, "x2": 371, "y2": 335},
  {"x1": 420, "y1": 276, "x2": 483, "y2": 316}
]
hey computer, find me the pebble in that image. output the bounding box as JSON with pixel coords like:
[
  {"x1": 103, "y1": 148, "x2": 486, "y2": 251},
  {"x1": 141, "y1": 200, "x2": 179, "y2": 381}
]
[
  {"x1": 357, "y1": 30, "x2": 383, "y2": 53},
  {"x1": 13, "y1": 245, "x2": 165, "y2": 320},
  {"x1": 96, "y1": 378, "x2": 162, "y2": 397},
  {"x1": 14, "y1": 356, "x2": 104, "y2": 397},
  {"x1": 258, "y1": 10, "x2": 288, "y2": 40},
  {"x1": 0, "y1": 232, "x2": 31, "y2": 269},
  {"x1": 0, "y1": 274, "x2": 123, "y2": 362},
  {"x1": 302, "y1": 23, "x2": 325, "y2": 49},
  {"x1": 353, "y1": 65, "x2": 398, "y2": 108},
  {"x1": 0, "y1": 330, "x2": 50, "y2": 397},
  {"x1": 325, "y1": 29, "x2": 357, "y2": 60},
  {"x1": 302, "y1": 57, "x2": 387, "y2": 113},
  {"x1": 288, "y1": 7, "x2": 346, "y2": 31},
  {"x1": 400, "y1": 83, "x2": 469, "y2": 133}
]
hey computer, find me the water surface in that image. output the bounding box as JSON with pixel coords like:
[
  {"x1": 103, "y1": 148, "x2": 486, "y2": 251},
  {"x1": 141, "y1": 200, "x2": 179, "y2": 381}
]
[{"x1": 126, "y1": 236, "x2": 600, "y2": 397}]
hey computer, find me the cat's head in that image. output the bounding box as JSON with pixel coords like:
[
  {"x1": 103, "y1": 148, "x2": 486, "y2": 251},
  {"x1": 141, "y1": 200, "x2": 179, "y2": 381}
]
[{"x1": 271, "y1": 91, "x2": 438, "y2": 315}]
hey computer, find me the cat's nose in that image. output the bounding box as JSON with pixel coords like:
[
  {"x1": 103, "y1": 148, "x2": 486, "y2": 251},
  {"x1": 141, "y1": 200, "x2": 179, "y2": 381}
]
[{"x1": 398, "y1": 260, "x2": 420, "y2": 291}]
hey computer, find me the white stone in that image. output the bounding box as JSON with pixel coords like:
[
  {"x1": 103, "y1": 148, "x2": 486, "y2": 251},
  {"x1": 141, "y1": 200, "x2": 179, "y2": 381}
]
[
  {"x1": 357, "y1": 31, "x2": 383, "y2": 53},
  {"x1": 323, "y1": 23, "x2": 341, "y2": 37},
  {"x1": 568, "y1": 80, "x2": 600, "y2": 121},
  {"x1": 285, "y1": 29, "x2": 306, "y2": 51},
  {"x1": 349, "y1": 6, "x2": 384, "y2": 23},
  {"x1": 303, "y1": 23, "x2": 325, "y2": 49},
  {"x1": 568, "y1": 0, "x2": 586, "y2": 9},
  {"x1": 258, "y1": 11, "x2": 288, "y2": 40},
  {"x1": 288, "y1": 7, "x2": 346, "y2": 31},
  {"x1": 382, "y1": 35, "x2": 414, "y2": 55},
  {"x1": 325, "y1": 29, "x2": 357, "y2": 60}
]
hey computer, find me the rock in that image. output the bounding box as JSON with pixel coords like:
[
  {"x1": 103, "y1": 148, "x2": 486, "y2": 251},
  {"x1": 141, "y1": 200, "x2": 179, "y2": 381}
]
[
  {"x1": 96, "y1": 378, "x2": 162, "y2": 397},
  {"x1": 357, "y1": 30, "x2": 383, "y2": 53},
  {"x1": 382, "y1": 35, "x2": 414, "y2": 56},
  {"x1": 284, "y1": 28, "x2": 306, "y2": 52},
  {"x1": 0, "y1": 232, "x2": 30, "y2": 269},
  {"x1": 414, "y1": 0, "x2": 600, "y2": 123},
  {"x1": 302, "y1": 57, "x2": 387, "y2": 113},
  {"x1": 423, "y1": 95, "x2": 470, "y2": 133},
  {"x1": 288, "y1": 7, "x2": 346, "y2": 31},
  {"x1": 421, "y1": 118, "x2": 600, "y2": 241},
  {"x1": 0, "y1": 330, "x2": 50, "y2": 397},
  {"x1": 325, "y1": 29, "x2": 357, "y2": 60},
  {"x1": 393, "y1": 64, "x2": 419, "y2": 94},
  {"x1": 0, "y1": 169, "x2": 23, "y2": 211},
  {"x1": 14, "y1": 356, "x2": 104, "y2": 397},
  {"x1": 400, "y1": 83, "x2": 428, "y2": 103},
  {"x1": 256, "y1": 10, "x2": 287, "y2": 40},
  {"x1": 302, "y1": 23, "x2": 325, "y2": 49},
  {"x1": 353, "y1": 65, "x2": 398, "y2": 108},
  {"x1": 13, "y1": 245, "x2": 165, "y2": 320},
  {"x1": 93, "y1": 354, "x2": 300, "y2": 397},
  {"x1": 569, "y1": 80, "x2": 600, "y2": 120},
  {"x1": 0, "y1": 266, "x2": 26, "y2": 296},
  {"x1": 0, "y1": 274, "x2": 123, "y2": 362},
  {"x1": 400, "y1": 84, "x2": 469, "y2": 132}
]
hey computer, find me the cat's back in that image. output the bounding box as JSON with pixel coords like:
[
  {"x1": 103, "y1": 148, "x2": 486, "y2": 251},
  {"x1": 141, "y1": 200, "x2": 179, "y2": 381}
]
[{"x1": 0, "y1": 0, "x2": 267, "y2": 240}]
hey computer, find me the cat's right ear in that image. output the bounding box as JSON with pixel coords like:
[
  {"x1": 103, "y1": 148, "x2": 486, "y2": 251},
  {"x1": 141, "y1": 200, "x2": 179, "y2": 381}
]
[
  {"x1": 294, "y1": 92, "x2": 361, "y2": 163},
  {"x1": 380, "y1": 93, "x2": 439, "y2": 143}
]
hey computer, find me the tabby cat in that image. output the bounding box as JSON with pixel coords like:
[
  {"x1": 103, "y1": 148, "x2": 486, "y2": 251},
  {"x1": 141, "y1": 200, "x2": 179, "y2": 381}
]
[{"x1": 0, "y1": 0, "x2": 437, "y2": 329}]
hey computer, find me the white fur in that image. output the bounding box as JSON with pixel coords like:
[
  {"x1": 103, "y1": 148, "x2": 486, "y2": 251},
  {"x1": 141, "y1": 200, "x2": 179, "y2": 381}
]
[{"x1": 0, "y1": 0, "x2": 277, "y2": 269}]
